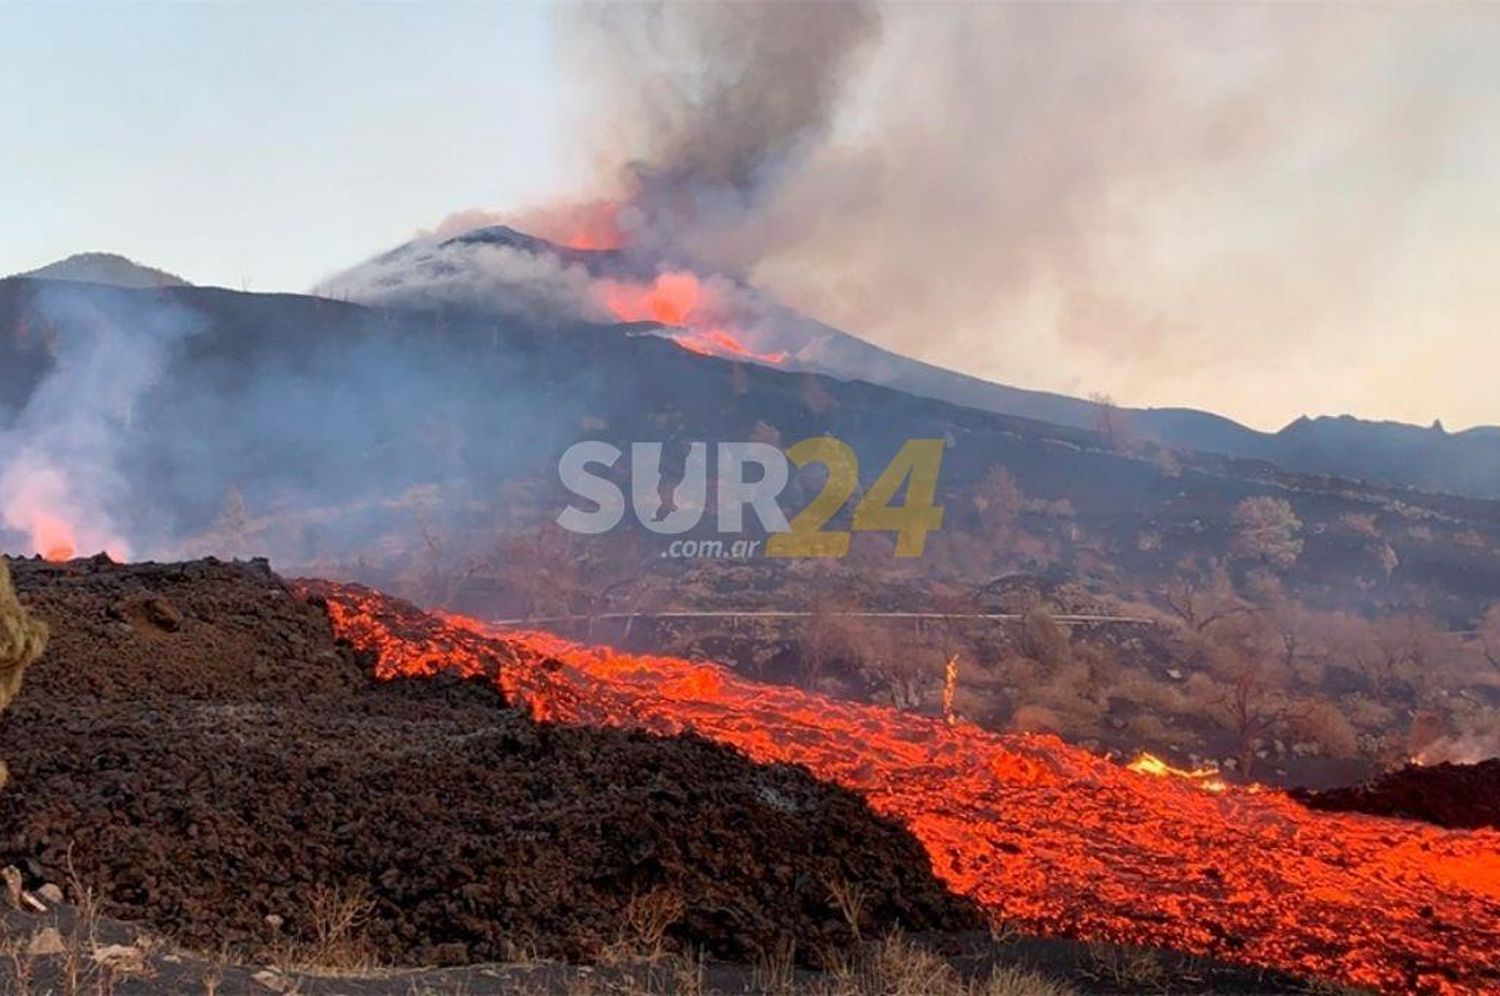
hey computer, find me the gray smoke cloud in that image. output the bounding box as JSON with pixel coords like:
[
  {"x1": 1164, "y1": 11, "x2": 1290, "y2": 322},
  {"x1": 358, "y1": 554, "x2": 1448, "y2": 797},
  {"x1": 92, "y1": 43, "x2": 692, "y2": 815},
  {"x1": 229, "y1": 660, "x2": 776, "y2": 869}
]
[
  {"x1": 549, "y1": 3, "x2": 1500, "y2": 431},
  {"x1": 560, "y1": 0, "x2": 881, "y2": 257}
]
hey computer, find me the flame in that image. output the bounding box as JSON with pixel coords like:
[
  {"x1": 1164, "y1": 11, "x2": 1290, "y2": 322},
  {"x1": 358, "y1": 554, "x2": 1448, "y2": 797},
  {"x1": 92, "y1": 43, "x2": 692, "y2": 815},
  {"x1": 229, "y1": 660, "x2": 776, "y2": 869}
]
[
  {"x1": 596, "y1": 271, "x2": 787, "y2": 366},
  {"x1": 941, "y1": 654, "x2": 959, "y2": 725},
  {"x1": 1127, "y1": 752, "x2": 1231, "y2": 793},
  {"x1": 1, "y1": 464, "x2": 90, "y2": 561},
  {"x1": 31, "y1": 512, "x2": 77, "y2": 562},
  {"x1": 518, "y1": 199, "x2": 626, "y2": 251},
  {"x1": 304, "y1": 582, "x2": 1500, "y2": 995}
]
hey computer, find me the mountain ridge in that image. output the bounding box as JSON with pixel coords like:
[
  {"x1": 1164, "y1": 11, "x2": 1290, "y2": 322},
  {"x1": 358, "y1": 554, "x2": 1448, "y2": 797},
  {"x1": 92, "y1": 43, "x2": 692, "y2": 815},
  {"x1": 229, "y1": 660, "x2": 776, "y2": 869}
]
[
  {"x1": 317, "y1": 224, "x2": 1500, "y2": 501},
  {"x1": 13, "y1": 252, "x2": 189, "y2": 289}
]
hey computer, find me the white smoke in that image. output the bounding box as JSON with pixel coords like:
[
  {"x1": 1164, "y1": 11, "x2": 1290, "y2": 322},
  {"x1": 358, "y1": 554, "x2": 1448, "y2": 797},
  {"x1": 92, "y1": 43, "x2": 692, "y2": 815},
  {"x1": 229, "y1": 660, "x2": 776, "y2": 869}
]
[
  {"x1": 316, "y1": 236, "x2": 604, "y2": 324},
  {"x1": 0, "y1": 286, "x2": 203, "y2": 560}
]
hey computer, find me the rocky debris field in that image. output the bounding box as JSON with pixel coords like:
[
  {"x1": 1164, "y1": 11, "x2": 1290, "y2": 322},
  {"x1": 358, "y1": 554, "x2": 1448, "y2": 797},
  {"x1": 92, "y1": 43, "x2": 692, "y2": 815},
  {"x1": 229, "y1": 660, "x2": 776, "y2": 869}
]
[
  {"x1": 0, "y1": 556, "x2": 978, "y2": 969},
  {"x1": 1291, "y1": 758, "x2": 1500, "y2": 830}
]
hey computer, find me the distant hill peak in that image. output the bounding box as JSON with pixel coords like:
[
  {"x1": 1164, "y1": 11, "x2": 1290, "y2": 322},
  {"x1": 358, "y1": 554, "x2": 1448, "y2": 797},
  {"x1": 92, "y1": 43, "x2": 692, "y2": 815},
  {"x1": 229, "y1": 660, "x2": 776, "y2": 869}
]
[{"x1": 15, "y1": 252, "x2": 190, "y2": 289}]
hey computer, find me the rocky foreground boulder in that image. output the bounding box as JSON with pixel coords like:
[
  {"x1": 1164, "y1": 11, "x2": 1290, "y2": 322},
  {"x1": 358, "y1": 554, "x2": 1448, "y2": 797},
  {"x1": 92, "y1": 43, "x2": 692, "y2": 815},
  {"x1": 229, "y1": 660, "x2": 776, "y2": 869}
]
[{"x1": 0, "y1": 557, "x2": 978, "y2": 967}]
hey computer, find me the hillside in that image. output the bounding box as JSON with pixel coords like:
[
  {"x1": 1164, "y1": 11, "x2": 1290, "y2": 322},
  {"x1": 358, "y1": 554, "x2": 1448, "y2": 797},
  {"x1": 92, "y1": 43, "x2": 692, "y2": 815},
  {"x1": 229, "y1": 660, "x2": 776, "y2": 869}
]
[
  {"x1": 12, "y1": 252, "x2": 189, "y2": 289},
  {"x1": 2, "y1": 275, "x2": 1497, "y2": 791},
  {"x1": 3, "y1": 274, "x2": 1499, "y2": 620},
  {"x1": 322, "y1": 225, "x2": 1500, "y2": 500}
]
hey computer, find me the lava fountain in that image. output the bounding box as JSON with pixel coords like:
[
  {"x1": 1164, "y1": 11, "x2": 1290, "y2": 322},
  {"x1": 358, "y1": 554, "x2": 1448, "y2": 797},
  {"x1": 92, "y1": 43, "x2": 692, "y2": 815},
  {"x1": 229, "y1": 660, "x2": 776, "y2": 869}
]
[{"x1": 303, "y1": 581, "x2": 1500, "y2": 995}]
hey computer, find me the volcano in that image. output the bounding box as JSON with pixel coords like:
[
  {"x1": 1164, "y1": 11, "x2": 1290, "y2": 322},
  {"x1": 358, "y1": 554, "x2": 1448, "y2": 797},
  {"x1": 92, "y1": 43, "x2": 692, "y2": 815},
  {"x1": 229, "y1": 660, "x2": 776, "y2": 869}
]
[
  {"x1": 315, "y1": 222, "x2": 1500, "y2": 501},
  {"x1": 306, "y1": 579, "x2": 1500, "y2": 995}
]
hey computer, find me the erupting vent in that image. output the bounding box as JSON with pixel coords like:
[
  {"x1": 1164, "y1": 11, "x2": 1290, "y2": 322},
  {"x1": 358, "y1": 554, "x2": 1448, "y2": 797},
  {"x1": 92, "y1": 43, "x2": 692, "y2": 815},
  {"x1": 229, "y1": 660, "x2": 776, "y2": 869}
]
[{"x1": 304, "y1": 581, "x2": 1500, "y2": 995}]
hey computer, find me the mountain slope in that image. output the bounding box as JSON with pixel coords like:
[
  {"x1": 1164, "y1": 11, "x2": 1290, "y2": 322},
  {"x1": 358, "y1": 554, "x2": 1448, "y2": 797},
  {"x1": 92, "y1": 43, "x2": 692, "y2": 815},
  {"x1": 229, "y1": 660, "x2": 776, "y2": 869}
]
[
  {"x1": 321, "y1": 226, "x2": 1500, "y2": 500},
  {"x1": 13, "y1": 252, "x2": 189, "y2": 289},
  {"x1": 3, "y1": 274, "x2": 1500, "y2": 624}
]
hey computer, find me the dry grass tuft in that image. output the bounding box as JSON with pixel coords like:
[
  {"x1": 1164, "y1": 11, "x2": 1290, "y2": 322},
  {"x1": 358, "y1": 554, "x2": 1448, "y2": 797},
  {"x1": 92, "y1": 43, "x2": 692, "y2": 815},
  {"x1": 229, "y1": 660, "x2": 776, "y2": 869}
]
[
  {"x1": 0, "y1": 558, "x2": 48, "y2": 789},
  {"x1": 270, "y1": 883, "x2": 380, "y2": 977}
]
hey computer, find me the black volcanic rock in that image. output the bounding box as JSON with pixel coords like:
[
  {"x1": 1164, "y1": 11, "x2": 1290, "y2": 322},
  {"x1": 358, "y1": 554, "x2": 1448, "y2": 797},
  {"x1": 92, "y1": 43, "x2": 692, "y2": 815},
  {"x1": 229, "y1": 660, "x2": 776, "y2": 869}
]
[
  {"x1": 1292, "y1": 760, "x2": 1500, "y2": 830},
  {"x1": 0, "y1": 557, "x2": 979, "y2": 967}
]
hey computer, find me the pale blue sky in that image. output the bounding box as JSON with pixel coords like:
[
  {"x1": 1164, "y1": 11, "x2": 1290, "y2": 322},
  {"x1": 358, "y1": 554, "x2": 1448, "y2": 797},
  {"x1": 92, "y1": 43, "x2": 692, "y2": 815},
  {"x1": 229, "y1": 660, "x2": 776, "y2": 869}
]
[{"x1": 1, "y1": 1, "x2": 571, "y2": 290}]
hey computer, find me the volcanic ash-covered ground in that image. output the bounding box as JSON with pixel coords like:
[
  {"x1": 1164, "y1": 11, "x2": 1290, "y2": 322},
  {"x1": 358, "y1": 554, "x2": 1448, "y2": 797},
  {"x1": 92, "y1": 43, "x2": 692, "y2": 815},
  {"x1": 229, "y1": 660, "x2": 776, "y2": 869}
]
[{"x1": 306, "y1": 581, "x2": 1500, "y2": 996}]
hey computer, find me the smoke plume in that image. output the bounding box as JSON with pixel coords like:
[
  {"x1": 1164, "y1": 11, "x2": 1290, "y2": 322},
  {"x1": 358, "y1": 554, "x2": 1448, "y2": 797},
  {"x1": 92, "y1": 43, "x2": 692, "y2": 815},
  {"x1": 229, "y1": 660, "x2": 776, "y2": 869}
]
[
  {"x1": 552, "y1": 0, "x2": 882, "y2": 259},
  {"x1": 0, "y1": 287, "x2": 202, "y2": 560},
  {"x1": 534, "y1": 2, "x2": 1500, "y2": 431}
]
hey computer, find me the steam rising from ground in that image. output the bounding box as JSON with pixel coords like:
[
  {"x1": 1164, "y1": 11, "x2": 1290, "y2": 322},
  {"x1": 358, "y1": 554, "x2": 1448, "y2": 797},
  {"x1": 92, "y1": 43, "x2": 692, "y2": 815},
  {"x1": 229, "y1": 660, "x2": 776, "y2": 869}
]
[
  {"x1": 0, "y1": 288, "x2": 201, "y2": 560},
  {"x1": 0, "y1": 282, "x2": 593, "y2": 566},
  {"x1": 525, "y1": 2, "x2": 1500, "y2": 431}
]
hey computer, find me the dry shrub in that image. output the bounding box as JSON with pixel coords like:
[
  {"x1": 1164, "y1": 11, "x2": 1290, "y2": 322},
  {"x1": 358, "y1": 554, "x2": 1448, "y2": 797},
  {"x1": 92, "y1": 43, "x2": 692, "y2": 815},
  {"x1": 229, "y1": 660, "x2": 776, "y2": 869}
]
[
  {"x1": 979, "y1": 965, "x2": 1077, "y2": 996},
  {"x1": 0, "y1": 558, "x2": 48, "y2": 783},
  {"x1": 1290, "y1": 701, "x2": 1361, "y2": 759},
  {"x1": 601, "y1": 887, "x2": 687, "y2": 963},
  {"x1": 837, "y1": 933, "x2": 1076, "y2": 996},
  {"x1": 1009, "y1": 705, "x2": 1063, "y2": 734},
  {"x1": 273, "y1": 883, "x2": 378, "y2": 976},
  {"x1": 863, "y1": 931, "x2": 955, "y2": 994},
  {"x1": 1085, "y1": 942, "x2": 1167, "y2": 990},
  {"x1": 995, "y1": 656, "x2": 1042, "y2": 690},
  {"x1": 1018, "y1": 609, "x2": 1071, "y2": 671},
  {"x1": 1107, "y1": 672, "x2": 1187, "y2": 715},
  {"x1": 1339, "y1": 693, "x2": 1395, "y2": 732},
  {"x1": 1126, "y1": 712, "x2": 1175, "y2": 744}
]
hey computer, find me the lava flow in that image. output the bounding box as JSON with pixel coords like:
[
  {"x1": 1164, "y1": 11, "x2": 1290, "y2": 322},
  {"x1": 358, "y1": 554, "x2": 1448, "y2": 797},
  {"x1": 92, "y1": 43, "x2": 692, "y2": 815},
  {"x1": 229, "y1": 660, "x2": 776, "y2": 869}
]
[
  {"x1": 304, "y1": 582, "x2": 1500, "y2": 995},
  {"x1": 597, "y1": 270, "x2": 788, "y2": 366}
]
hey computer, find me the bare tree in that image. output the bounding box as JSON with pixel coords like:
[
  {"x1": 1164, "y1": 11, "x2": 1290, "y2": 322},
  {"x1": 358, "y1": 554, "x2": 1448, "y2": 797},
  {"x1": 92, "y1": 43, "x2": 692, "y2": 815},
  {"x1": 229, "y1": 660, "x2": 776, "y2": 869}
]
[
  {"x1": 1161, "y1": 559, "x2": 1247, "y2": 635},
  {"x1": 797, "y1": 596, "x2": 859, "y2": 689},
  {"x1": 1089, "y1": 392, "x2": 1134, "y2": 453},
  {"x1": 1231, "y1": 496, "x2": 1304, "y2": 570}
]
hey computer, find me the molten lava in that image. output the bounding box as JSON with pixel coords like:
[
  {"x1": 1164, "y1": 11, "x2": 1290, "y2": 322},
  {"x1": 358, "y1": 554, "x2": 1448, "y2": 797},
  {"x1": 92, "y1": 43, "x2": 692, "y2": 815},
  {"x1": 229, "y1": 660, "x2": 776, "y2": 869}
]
[
  {"x1": 1127, "y1": 752, "x2": 1231, "y2": 793},
  {"x1": 25, "y1": 512, "x2": 75, "y2": 562},
  {"x1": 597, "y1": 270, "x2": 787, "y2": 366},
  {"x1": 304, "y1": 582, "x2": 1500, "y2": 995}
]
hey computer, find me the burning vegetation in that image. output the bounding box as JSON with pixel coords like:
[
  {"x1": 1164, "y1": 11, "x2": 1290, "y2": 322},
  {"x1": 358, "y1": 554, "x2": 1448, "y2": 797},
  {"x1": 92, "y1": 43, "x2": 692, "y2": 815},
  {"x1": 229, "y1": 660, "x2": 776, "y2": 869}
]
[{"x1": 306, "y1": 580, "x2": 1500, "y2": 995}]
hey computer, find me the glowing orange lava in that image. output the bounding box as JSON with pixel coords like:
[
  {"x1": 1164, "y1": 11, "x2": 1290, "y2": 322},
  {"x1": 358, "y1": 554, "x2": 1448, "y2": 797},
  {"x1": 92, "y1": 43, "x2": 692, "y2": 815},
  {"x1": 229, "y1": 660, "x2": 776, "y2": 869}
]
[
  {"x1": 596, "y1": 271, "x2": 787, "y2": 366},
  {"x1": 32, "y1": 513, "x2": 76, "y2": 562},
  {"x1": 304, "y1": 582, "x2": 1500, "y2": 995},
  {"x1": 1127, "y1": 752, "x2": 1231, "y2": 793}
]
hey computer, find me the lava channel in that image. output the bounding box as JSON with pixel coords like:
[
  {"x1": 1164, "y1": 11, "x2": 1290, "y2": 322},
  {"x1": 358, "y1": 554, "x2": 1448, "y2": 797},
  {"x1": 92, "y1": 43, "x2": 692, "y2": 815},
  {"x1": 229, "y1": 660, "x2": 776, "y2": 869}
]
[{"x1": 303, "y1": 581, "x2": 1500, "y2": 995}]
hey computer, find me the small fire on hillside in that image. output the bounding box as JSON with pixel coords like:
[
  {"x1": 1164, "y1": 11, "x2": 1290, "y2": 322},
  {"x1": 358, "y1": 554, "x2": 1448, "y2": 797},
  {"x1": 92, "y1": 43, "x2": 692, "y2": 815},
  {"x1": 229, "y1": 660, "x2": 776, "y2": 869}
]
[
  {"x1": 305, "y1": 581, "x2": 1500, "y2": 996},
  {"x1": 32, "y1": 515, "x2": 76, "y2": 563}
]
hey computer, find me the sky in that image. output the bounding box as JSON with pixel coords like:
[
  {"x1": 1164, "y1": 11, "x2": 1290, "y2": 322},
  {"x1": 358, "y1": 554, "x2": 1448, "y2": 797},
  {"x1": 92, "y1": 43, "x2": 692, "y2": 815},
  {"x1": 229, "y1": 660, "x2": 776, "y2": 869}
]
[
  {"x1": 2, "y1": 2, "x2": 1497, "y2": 432},
  {"x1": 0, "y1": 1, "x2": 574, "y2": 291}
]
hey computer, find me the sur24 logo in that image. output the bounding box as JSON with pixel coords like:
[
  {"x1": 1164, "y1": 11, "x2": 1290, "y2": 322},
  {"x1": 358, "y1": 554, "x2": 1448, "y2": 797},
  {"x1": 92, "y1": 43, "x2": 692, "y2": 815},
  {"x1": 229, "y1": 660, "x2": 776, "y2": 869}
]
[{"x1": 556, "y1": 438, "x2": 946, "y2": 558}]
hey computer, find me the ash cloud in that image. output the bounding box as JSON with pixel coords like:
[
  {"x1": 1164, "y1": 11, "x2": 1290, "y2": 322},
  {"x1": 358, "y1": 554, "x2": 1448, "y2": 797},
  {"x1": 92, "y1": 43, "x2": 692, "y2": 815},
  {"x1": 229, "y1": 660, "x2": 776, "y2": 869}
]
[
  {"x1": 550, "y1": 3, "x2": 1500, "y2": 431},
  {"x1": 559, "y1": 0, "x2": 882, "y2": 259}
]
